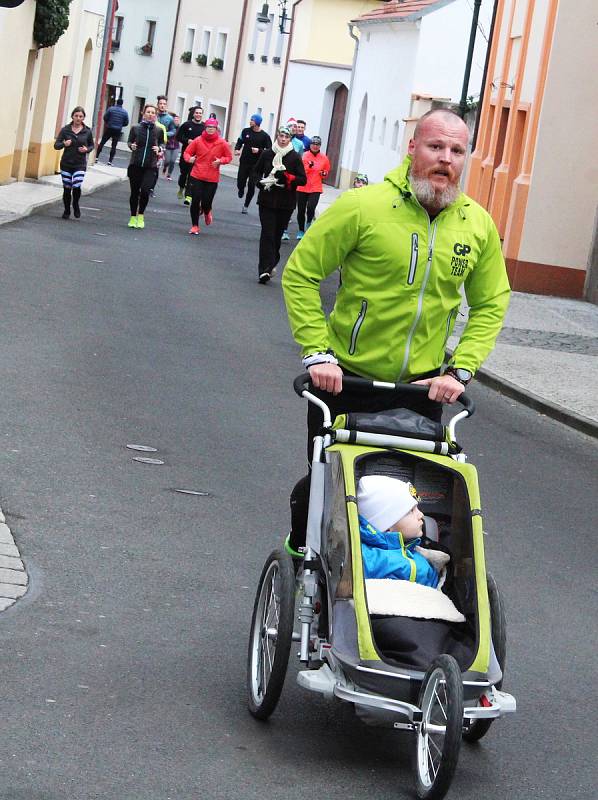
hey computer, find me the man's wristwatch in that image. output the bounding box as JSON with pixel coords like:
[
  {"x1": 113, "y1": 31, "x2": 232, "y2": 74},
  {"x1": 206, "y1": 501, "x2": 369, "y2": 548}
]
[{"x1": 445, "y1": 366, "x2": 473, "y2": 386}]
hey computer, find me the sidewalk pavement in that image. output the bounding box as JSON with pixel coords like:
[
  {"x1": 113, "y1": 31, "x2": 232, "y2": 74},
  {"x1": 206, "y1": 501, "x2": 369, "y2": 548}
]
[{"x1": 0, "y1": 168, "x2": 595, "y2": 437}]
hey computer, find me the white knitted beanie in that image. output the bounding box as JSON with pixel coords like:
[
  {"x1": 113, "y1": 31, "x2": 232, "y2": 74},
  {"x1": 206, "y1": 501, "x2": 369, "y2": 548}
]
[{"x1": 357, "y1": 475, "x2": 418, "y2": 532}]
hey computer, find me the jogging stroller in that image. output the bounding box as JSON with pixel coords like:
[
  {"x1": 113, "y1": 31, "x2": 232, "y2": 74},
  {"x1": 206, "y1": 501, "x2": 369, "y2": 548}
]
[{"x1": 247, "y1": 375, "x2": 516, "y2": 800}]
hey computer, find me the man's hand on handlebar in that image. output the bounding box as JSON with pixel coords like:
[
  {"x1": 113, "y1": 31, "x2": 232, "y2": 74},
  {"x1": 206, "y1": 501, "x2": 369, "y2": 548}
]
[
  {"x1": 413, "y1": 374, "x2": 465, "y2": 404},
  {"x1": 308, "y1": 363, "x2": 343, "y2": 395}
]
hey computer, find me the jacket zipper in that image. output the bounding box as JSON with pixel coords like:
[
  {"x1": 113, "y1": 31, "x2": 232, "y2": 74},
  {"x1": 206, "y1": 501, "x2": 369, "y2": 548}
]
[
  {"x1": 444, "y1": 307, "x2": 457, "y2": 348},
  {"x1": 142, "y1": 127, "x2": 150, "y2": 167},
  {"x1": 407, "y1": 233, "x2": 419, "y2": 285},
  {"x1": 348, "y1": 299, "x2": 368, "y2": 355},
  {"x1": 399, "y1": 219, "x2": 438, "y2": 380}
]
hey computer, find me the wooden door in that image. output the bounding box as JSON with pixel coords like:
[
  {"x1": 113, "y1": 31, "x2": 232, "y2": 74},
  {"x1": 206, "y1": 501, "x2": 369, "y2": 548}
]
[{"x1": 325, "y1": 84, "x2": 348, "y2": 187}]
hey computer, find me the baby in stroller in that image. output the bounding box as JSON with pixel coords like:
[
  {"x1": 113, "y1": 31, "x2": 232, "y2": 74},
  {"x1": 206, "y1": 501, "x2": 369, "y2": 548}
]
[{"x1": 358, "y1": 475, "x2": 441, "y2": 588}]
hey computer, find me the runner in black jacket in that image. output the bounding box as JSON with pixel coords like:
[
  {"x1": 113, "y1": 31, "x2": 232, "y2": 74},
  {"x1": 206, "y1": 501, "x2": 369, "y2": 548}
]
[
  {"x1": 252, "y1": 125, "x2": 306, "y2": 284},
  {"x1": 126, "y1": 104, "x2": 161, "y2": 229},
  {"x1": 234, "y1": 114, "x2": 271, "y2": 213},
  {"x1": 54, "y1": 106, "x2": 94, "y2": 219},
  {"x1": 175, "y1": 107, "x2": 205, "y2": 200}
]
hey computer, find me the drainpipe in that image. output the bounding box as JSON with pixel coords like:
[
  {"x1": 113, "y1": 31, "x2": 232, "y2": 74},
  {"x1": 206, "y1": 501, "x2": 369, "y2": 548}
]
[
  {"x1": 92, "y1": 0, "x2": 117, "y2": 151},
  {"x1": 225, "y1": 0, "x2": 250, "y2": 140},
  {"x1": 276, "y1": 0, "x2": 304, "y2": 129},
  {"x1": 165, "y1": 0, "x2": 183, "y2": 97},
  {"x1": 471, "y1": 0, "x2": 498, "y2": 150},
  {"x1": 334, "y1": 21, "x2": 360, "y2": 188},
  {"x1": 458, "y1": 0, "x2": 482, "y2": 119}
]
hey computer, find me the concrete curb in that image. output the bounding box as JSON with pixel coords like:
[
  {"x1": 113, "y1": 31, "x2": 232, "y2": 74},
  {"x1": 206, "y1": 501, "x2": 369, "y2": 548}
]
[
  {"x1": 0, "y1": 509, "x2": 28, "y2": 613},
  {"x1": 474, "y1": 365, "x2": 598, "y2": 439}
]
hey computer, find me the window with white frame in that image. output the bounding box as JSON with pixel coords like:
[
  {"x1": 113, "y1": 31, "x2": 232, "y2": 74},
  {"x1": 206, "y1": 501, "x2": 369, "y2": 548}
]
[
  {"x1": 200, "y1": 28, "x2": 212, "y2": 59},
  {"x1": 176, "y1": 95, "x2": 186, "y2": 120},
  {"x1": 184, "y1": 27, "x2": 195, "y2": 55},
  {"x1": 391, "y1": 120, "x2": 400, "y2": 150},
  {"x1": 261, "y1": 13, "x2": 274, "y2": 60},
  {"x1": 380, "y1": 117, "x2": 387, "y2": 145},
  {"x1": 249, "y1": 19, "x2": 259, "y2": 58},
  {"x1": 268, "y1": 112, "x2": 274, "y2": 136},
  {"x1": 240, "y1": 102, "x2": 248, "y2": 129},
  {"x1": 146, "y1": 20, "x2": 156, "y2": 48},
  {"x1": 369, "y1": 115, "x2": 376, "y2": 142},
  {"x1": 215, "y1": 31, "x2": 228, "y2": 64},
  {"x1": 273, "y1": 27, "x2": 284, "y2": 63}
]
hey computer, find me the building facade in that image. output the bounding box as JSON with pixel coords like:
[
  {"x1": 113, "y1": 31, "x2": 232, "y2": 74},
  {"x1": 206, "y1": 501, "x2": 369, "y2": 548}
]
[
  {"x1": 166, "y1": 0, "x2": 244, "y2": 130},
  {"x1": 106, "y1": 0, "x2": 178, "y2": 133},
  {"x1": 338, "y1": 0, "x2": 493, "y2": 187},
  {"x1": 466, "y1": 0, "x2": 598, "y2": 301},
  {"x1": 0, "y1": 0, "x2": 106, "y2": 183}
]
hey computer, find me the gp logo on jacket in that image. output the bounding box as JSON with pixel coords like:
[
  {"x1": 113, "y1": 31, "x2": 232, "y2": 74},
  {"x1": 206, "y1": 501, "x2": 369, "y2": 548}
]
[{"x1": 281, "y1": 155, "x2": 510, "y2": 382}]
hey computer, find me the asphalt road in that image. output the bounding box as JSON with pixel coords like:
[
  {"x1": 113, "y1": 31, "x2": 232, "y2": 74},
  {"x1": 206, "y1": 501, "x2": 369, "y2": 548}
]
[{"x1": 0, "y1": 163, "x2": 595, "y2": 800}]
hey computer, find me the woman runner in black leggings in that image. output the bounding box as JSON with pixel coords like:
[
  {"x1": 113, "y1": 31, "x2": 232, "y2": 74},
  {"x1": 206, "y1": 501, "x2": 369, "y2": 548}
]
[{"x1": 126, "y1": 104, "x2": 161, "y2": 229}]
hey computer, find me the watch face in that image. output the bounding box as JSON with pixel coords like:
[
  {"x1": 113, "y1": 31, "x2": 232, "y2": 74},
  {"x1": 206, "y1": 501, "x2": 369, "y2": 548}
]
[{"x1": 454, "y1": 368, "x2": 472, "y2": 382}]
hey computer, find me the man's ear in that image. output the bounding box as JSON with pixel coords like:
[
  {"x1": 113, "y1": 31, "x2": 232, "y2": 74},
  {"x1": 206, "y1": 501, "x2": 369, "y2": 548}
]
[{"x1": 407, "y1": 138, "x2": 416, "y2": 155}]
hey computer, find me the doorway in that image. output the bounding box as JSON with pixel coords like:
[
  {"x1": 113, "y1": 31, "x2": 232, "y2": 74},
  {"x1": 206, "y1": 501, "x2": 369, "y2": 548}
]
[{"x1": 325, "y1": 84, "x2": 348, "y2": 186}]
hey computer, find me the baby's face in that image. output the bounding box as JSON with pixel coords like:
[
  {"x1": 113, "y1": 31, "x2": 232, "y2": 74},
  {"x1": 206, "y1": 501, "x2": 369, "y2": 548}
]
[{"x1": 388, "y1": 505, "x2": 424, "y2": 539}]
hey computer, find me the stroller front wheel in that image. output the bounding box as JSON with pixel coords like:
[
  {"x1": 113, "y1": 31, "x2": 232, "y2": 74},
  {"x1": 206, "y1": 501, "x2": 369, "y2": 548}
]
[
  {"x1": 247, "y1": 549, "x2": 295, "y2": 720},
  {"x1": 412, "y1": 654, "x2": 463, "y2": 800}
]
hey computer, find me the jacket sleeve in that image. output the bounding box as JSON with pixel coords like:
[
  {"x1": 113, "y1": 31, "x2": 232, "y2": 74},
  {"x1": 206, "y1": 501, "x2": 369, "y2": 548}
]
[
  {"x1": 251, "y1": 151, "x2": 267, "y2": 184},
  {"x1": 53, "y1": 126, "x2": 68, "y2": 150},
  {"x1": 123, "y1": 110, "x2": 129, "y2": 127},
  {"x1": 86, "y1": 129, "x2": 95, "y2": 152},
  {"x1": 234, "y1": 131, "x2": 244, "y2": 150},
  {"x1": 127, "y1": 126, "x2": 137, "y2": 148},
  {"x1": 289, "y1": 153, "x2": 306, "y2": 187},
  {"x1": 451, "y1": 217, "x2": 511, "y2": 373},
  {"x1": 218, "y1": 140, "x2": 233, "y2": 165},
  {"x1": 175, "y1": 124, "x2": 186, "y2": 145},
  {"x1": 103, "y1": 109, "x2": 110, "y2": 123},
  {"x1": 282, "y1": 190, "x2": 361, "y2": 356},
  {"x1": 183, "y1": 139, "x2": 196, "y2": 163}
]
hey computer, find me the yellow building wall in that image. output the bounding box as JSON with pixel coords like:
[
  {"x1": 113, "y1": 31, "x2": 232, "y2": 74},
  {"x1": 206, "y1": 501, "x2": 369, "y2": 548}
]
[
  {"x1": 292, "y1": 0, "x2": 383, "y2": 66},
  {"x1": 0, "y1": 0, "x2": 36, "y2": 183}
]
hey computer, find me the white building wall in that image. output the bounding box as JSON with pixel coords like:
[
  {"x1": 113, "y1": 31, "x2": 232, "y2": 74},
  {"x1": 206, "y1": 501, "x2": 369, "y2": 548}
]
[
  {"x1": 342, "y1": 23, "x2": 419, "y2": 184},
  {"x1": 107, "y1": 0, "x2": 178, "y2": 135},
  {"x1": 340, "y1": 0, "x2": 495, "y2": 185},
  {"x1": 282, "y1": 62, "x2": 351, "y2": 147}
]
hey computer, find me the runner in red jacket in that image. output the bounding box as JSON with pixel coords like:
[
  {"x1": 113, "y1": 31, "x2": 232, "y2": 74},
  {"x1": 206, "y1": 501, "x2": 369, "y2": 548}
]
[
  {"x1": 295, "y1": 136, "x2": 331, "y2": 239},
  {"x1": 183, "y1": 118, "x2": 232, "y2": 234}
]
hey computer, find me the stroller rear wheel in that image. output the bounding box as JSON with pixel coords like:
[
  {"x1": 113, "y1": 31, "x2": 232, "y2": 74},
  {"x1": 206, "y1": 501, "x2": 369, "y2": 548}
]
[
  {"x1": 463, "y1": 573, "x2": 506, "y2": 742},
  {"x1": 412, "y1": 654, "x2": 463, "y2": 800},
  {"x1": 247, "y1": 549, "x2": 295, "y2": 720}
]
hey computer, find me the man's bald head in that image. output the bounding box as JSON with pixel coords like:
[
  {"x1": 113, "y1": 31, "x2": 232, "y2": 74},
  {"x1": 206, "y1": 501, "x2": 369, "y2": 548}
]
[{"x1": 413, "y1": 109, "x2": 469, "y2": 143}]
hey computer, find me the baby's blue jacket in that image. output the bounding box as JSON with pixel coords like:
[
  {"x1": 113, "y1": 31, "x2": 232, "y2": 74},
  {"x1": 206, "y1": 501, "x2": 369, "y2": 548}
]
[{"x1": 359, "y1": 516, "x2": 439, "y2": 588}]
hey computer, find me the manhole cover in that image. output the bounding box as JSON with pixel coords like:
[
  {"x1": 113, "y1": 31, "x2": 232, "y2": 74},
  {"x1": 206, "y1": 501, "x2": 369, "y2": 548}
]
[
  {"x1": 127, "y1": 444, "x2": 158, "y2": 452},
  {"x1": 133, "y1": 457, "x2": 164, "y2": 465}
]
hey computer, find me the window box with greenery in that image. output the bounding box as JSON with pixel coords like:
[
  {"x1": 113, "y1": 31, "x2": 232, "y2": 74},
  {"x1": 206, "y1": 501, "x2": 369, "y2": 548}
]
[
  {"x1": 210, "y1": 57, "x2": 224, "y2": 70},
  {"x1": 140, "y1": 42, "x2": 153, "y2": 55},
  {"x1": 196, "y1": 53, "x2": 207, "y2": 66},
  {"x1": 180, "y1": 51, "x2": 192, "y2": 63}
]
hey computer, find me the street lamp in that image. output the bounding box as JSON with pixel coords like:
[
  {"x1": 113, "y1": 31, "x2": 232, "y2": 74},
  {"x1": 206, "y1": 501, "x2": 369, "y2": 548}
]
[{"x1": 256, "y1": 3, "x2": 271, "y2": 32}]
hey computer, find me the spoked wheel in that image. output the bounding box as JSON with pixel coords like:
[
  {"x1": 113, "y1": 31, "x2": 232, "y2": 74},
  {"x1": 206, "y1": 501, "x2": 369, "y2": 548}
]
[
  {"x1": 463, "y1": 573, "x2": 506, "y2": 743},
  {"x1": 247, "y1": 549, "x2": 295, "y2": 720},
  {"x1": 412, "y1": 654, "x2": 463, "y2": 800}
]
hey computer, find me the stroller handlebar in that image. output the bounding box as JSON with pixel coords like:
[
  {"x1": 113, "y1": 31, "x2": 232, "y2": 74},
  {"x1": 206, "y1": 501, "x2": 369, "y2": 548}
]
[{"x1": 293, "y1": 373, "x2": 475, "y2": 417}]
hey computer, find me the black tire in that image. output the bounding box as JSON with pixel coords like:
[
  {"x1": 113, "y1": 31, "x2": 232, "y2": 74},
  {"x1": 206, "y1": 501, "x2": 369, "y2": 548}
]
[
  {"x1": 462, "y1": 573, "x2": 506, "y2": 743},
  {"x1": 247, "y1": 549, "x2": 295, "y2": 720},
  {"x1": 412, "y1": 654, "x2": 463, "y2": 800}
]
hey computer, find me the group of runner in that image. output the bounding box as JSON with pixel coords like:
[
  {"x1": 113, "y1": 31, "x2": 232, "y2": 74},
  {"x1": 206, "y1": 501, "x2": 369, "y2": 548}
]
[{"x1": 53, "y1": 99, "x2": 366, "y2": 280}]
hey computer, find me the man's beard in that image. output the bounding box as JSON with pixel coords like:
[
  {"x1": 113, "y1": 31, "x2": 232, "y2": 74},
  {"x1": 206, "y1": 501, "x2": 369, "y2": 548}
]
[{"x1": 409, "y1": 171, "x2": 460, "y2": 210}]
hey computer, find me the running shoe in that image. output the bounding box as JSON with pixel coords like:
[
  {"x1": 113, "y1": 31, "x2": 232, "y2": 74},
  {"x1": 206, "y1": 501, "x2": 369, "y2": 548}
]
[
  {"x1": 177, "y1": 188, "x2": 184, "y2": 199},
  {"x1": 241, "y1": 206, "x2": 248, "y2": 214},
  {"x1": 184, "y1": 196, "x2": 191, "y2": 205},
  {"x1": 281, "y1": 231, "x2": 289, "y2": 241},
  {"x1": 107, "y1": 161, "x2": 113, "y2": 167},
  {"x1": 137, "y1": 215, "x2": 145, "y2": 229},
  {"x1": 166, "y1": 176, "x2": 172, "y2": 181},
  {"x1": 127, "y1": 215, "x2": 137, "y2": 228},
  {"x1": 258, "y1": 272, "x2": 271, "y2": 284},
  {"x1": 204, "y1": 210, "x2": 213, "y2": 226},
  {"x1": 296, "y1": 231, "x2": 304, "y2": 240},
  {"x1": 189, "y1": 225, "x2": 200, "y2": 235}
]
